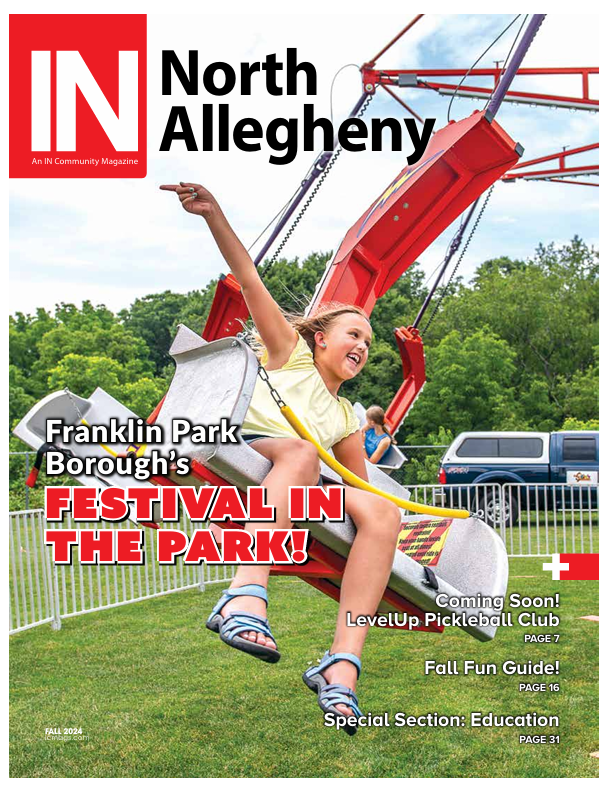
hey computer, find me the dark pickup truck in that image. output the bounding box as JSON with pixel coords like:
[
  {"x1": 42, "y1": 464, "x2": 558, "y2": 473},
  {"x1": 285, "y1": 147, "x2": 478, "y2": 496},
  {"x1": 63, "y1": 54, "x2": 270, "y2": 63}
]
[{"x1": 437, "y1": 431, "x2": 599, "y2": 527}]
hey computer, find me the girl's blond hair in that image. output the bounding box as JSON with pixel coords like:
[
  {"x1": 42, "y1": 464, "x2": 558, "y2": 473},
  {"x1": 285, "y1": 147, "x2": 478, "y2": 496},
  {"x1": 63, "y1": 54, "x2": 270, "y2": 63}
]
[
  {"x1": 245, "y1": 302, "x2": 372, "y2": 357},
  {"x1": 290, "y1": 302, "x2": 371, "y2": 353}
]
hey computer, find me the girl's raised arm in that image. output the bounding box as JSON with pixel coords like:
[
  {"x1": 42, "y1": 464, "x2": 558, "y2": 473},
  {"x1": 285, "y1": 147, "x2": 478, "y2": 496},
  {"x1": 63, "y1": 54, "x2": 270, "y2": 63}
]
[{"x1": 160, "y1": 182, "x2": 297, "y2": 366}]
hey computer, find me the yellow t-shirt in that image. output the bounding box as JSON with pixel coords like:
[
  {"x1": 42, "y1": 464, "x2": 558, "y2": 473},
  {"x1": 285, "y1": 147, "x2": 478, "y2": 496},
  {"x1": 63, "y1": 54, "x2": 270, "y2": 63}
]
[{"x1": 241, "y1": 333, "x2": 361, "y2": 451}]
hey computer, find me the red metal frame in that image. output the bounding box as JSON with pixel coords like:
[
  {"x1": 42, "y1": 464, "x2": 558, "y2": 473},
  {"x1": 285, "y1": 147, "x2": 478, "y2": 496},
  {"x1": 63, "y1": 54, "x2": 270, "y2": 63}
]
[
  {"x1": 307, "y1": 109, "x2": 520, "y2": 428},
  {"x1": 362, "y1": 67, "x2": 599, "y2": 112},
  {"x1": 202, "y1": 273, "x2": 250, "y2": 342},
  {"x1": 502, "y1": 143, "x2": 599, "y2": 186},
  {"x1": 384, "y1": 327, "x2": 425, "y2": 434},
  {"x1": 309, "y1": 110, "x2": 519, "y2": 310},
  {"x1": 543, "y1": 179, "x2": 598, "y2": 187}
]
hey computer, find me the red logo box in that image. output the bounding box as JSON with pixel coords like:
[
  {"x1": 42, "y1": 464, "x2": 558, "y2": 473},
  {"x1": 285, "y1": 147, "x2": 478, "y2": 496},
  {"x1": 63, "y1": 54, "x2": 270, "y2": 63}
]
[{"x1": 10, "y1": 14, "x2": 147, "y2": 178}]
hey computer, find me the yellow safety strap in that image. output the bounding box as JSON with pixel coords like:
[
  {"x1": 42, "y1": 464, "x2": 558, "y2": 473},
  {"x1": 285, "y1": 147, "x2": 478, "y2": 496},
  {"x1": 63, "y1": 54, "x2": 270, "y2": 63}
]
[
  {"x1": 80, "y1": 418, "x2": 147, "y2": 459},
  {"x1": 257, "y1": 366, "x2": 470, "y2": 520}
]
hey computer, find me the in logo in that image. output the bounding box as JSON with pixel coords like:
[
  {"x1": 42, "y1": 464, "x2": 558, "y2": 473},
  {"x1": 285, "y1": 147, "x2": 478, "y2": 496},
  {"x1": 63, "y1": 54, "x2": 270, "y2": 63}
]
[{"x1": 10, "y1": 14, "x2": 147, "y2": 178}]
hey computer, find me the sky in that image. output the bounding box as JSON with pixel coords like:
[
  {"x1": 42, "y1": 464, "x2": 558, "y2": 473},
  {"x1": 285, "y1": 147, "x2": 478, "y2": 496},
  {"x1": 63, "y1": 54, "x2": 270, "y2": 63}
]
[{"x1": 9, "y1": 10, "x2": 599, "y2": 318}]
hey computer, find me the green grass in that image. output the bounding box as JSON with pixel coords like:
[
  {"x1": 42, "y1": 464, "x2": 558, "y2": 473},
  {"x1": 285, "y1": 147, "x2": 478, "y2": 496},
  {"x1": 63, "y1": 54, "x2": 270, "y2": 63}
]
[
  {"x1": 500, "y1": 522, "x2": 599, "y2": 556},
  {"x1": 10, "y1": 559, "x2": 598, "y2": 778}
]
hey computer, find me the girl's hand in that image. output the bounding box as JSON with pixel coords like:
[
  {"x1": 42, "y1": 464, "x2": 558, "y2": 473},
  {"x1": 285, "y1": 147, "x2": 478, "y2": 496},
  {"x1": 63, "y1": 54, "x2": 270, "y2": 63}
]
[
  {"x1": 160, "y1": 180, "x2": 296, "y2": 366},
  {"x1": 159, "y1": 182, "x2": 216, "y2": 220}
]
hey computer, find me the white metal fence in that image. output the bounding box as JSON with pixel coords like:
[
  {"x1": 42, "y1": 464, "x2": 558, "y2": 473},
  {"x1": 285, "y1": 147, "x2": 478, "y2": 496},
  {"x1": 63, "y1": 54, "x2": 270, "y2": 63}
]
[
  {"x1": 409, "y1": 482, "x2": 598, "y2": 556},
  {"x1": 9, "y1": 510, "x2": 56, "y2": 634},
  {"x1": 500, "y1": 482, "x2": 598, "y2": 557},
  {"x1": 9, "y1": 482, "x2": 598, "y2": 634},
  {"x1": 9, "y1": 510, "x2": 236, "y2": 635}
]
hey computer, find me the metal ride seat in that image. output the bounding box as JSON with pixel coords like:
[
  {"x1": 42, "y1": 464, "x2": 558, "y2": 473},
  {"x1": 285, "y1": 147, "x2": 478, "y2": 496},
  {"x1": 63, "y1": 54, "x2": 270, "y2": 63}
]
[{"x1": 15, "y1": 324, "x2": 508, "y2": 641}]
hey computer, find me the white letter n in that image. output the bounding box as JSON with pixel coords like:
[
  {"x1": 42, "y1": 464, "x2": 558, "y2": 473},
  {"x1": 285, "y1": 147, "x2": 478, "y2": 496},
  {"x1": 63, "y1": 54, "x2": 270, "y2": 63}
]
[{"x1": 56, "y1": 51, "x2": 138, "y2": 151}]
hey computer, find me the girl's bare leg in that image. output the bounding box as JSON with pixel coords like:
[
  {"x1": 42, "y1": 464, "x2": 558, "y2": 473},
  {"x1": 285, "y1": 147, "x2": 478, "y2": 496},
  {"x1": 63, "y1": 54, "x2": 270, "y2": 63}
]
[
  {"x1": 215, "y1": 443, "x2": 401, "y2": 718},
  {"x1": 217, "y1": 438, "x2": 320, "y2": 648},
  {"x1": 321, "y1": 489, "x2": 402, "y2": 715}
]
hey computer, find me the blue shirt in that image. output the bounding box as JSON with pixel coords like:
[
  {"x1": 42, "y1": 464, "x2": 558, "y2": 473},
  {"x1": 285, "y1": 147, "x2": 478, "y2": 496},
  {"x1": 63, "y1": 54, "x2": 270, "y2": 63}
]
[{"x1": 364, "y1": 428, "x2": 392, "y2": 464}]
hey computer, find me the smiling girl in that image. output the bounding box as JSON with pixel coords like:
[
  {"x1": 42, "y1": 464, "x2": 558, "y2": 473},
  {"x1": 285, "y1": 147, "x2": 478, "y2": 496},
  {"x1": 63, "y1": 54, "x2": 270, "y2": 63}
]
[{"x1": 161, "y1": 181, "x2": 402, "y2": 735}]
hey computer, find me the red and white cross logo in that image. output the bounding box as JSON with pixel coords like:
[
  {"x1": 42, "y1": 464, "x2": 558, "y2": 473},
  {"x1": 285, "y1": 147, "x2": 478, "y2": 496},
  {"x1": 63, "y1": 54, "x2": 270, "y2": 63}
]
[{"x1": 542, "y1": 554, "x2": 570, "y2": 580}]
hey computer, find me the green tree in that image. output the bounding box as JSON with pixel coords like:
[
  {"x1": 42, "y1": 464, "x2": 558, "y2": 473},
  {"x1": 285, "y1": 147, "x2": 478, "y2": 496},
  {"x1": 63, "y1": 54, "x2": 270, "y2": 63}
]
[
  {"x1": 424, "y1": 238, "x2": 598, "y2": 429},
  {"x1": 9, "y1": 366, "x2": 36, "y2": 428},
  {"x1": 47, "y1": 354, "x2": 124, "y2": 399},
  {"x1": 514, "y1": 376, "x2": 562, "y2": 432},
  {"x1": 31, "y1": 319, "x2": 154, "y2": 398},
  {"x1": 560, "y1": 417, "x2": 599, "y2": 431},
  {"x1": 404, "y1": 329, "x2": 522, "y2": 442},
  {"x1": 428, "y1": 238, "x2": 598, "y2": 384},
  {"x1": 123, "y1": 378, "x2": 168, "y2": 419},
  {"x1": 8, "y1": 238, "x2": 599, "y2": 460},
  {"x1": 556, "y1": 347, "x2": 599, "y2": 423},
  {"x1": 262, "y1": 252, "x2": 330, "y2": 314},
  {"x1": 54, "y1": 301, "x2": 116, "y2": 331},
  {"x1": 401, "y1": 426, "x2": 454, "y2": 486},
  {"x1": 175, "y1": 285, "x2": 218, "y2": 339},
  {"x1": 368, "y1": 263, "x2": 428, "y2": 346},
  {"x1": 9, "y1": 308, "x2": 57, "y2": 374},
  {"x1": 120, "y1": 291, "x2": 190, "y2": 376}
]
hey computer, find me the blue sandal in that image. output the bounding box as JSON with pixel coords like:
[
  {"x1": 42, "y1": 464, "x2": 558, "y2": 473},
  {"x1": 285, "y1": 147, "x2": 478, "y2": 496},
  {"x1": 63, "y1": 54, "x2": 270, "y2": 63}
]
[
  {"x1": 205, "y1": 584, "x2": 280, "y2": 664},
  {"x1": 303, "y1": 650, "x2": 363, "y2": 735}
]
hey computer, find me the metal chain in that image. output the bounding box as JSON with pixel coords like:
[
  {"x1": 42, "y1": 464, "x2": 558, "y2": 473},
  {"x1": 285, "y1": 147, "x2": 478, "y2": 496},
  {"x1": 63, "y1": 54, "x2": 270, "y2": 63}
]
[
  {"x1": 256, "y1": 364, "x2": 286, "y2": 409},
  {"x1": 420, "y1": 185, "x2": 495, "y2": 336},
  {"x1": 237, "y1": 331, "x2": 287, "y2": 408},
  {"x1": 64, "y1": 387, "x2": 86, "y2": 422},
  {"x1": 258, "y1": 93, "x2": 374, "y2": 277}
]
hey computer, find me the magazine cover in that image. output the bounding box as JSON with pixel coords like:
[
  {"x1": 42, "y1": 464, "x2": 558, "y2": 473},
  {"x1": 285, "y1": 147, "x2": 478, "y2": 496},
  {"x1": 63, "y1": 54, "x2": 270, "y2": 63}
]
[{"x1": 9, "y1": 7, "x2": 599, "y2": 780}]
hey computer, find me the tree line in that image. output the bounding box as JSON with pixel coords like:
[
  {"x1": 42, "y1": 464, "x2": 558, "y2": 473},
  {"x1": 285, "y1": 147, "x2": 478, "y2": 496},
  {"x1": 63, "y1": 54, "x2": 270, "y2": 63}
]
[{"x1": 9, "y1": 237, "x2": 598, "y2": 503}]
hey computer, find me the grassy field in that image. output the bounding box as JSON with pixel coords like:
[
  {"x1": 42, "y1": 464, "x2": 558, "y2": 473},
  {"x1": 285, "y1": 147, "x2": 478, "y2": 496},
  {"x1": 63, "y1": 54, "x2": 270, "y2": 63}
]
[
  {"x1": 9, "y1": 557, "x2": 598, "y2": 778},
  {"x1": 501, "y1": 520, "x2": 598, "y2": 557}
]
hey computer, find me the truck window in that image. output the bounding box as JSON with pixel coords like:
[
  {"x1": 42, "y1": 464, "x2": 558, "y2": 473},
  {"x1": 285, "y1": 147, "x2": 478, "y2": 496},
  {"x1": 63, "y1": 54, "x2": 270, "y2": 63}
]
[
  {"x1": 563, "y1": 438, "x2": 597, "y2": 462},
  {"x1": 499, "y1": 438, "x2": 543, "y2": 458},
  {"x1": 456, "y1": 438, "x2": 498, "y2": 457}
]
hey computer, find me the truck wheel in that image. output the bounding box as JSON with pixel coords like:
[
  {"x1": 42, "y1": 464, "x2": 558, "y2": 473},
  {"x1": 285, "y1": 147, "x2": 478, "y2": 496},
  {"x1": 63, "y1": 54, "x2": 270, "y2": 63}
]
[{"x1": 481, "y1": 490, "x2": 520, "y2": 529}]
